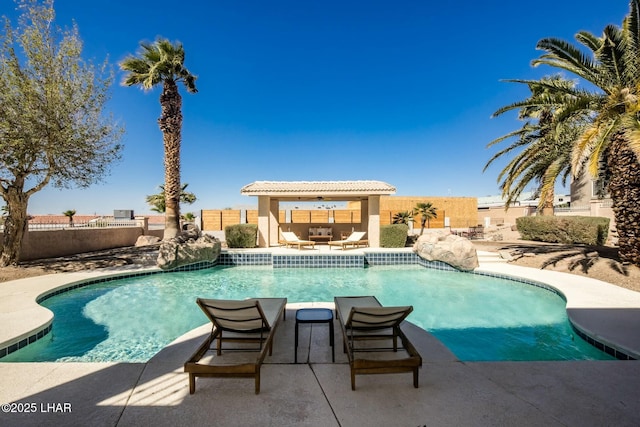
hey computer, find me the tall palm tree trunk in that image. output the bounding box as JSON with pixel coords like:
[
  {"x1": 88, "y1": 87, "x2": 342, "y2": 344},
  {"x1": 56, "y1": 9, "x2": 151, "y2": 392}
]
[
  {"x1": 538, "y1": 111, "x2": 556, "y2": 217},
  {"x1": 158, "y1": 80, "x2": 182, "y2": 240},
  {"x1": 607, "y1": 135, "x2": 640, "y2": 265},
  {"x1": 540, "y1": 170, "x2": 555, "y2": 216}
]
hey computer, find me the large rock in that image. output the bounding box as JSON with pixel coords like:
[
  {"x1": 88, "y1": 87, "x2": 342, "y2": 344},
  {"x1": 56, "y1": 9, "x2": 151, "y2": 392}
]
[
  {"x1": 157, "y1": 233, "x2": 221, "y2": 270},
  {"x1": 135, "y1": 235, "x2": 161, "y2": 246},
  {"x1": 413, "y1": 232, "x2": 479, "y2": 271}
]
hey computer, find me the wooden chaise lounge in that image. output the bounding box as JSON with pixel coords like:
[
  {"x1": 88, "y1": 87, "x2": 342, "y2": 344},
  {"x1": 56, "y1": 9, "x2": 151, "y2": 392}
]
[
  {"x1": 184, "y1": 297, "x2": 287, "y2": 394},
  {"x1": 327, "y1": 231, "x2": 368, "y2": 250},
  {"x1": 279, "y1": 231, "x2": 316, "y2": 249},
  {"x1": 334, "y1": 296, "x2": 422, "y2": 390}
]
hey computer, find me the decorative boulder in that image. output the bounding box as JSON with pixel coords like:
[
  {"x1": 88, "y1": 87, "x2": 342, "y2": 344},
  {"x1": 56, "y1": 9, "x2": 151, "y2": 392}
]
[
  {"x1": 157, "y1": 233, "x2": 221, "y2": 270},
  {"x1": 135, "y1": 235, "x2": 161, "y2": 246},
  {"x1": 413, "y1": 232, "x2": 479, "y2": 272}
]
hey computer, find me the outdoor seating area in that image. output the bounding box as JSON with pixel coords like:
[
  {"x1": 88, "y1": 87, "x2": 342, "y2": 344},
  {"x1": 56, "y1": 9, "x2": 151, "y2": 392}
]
[
  {"x1": 308, "y1": 227, "x2": 333, "y2": 243},
  {"x1": 454, "y1": 225, "x2": 485, "y2": 240},
  {"x1": 184, "y1": 295, "x2": 420, "y2": 394},
  {"x1": 468, "y1": 225, "x2": 484, "y2": 239}
]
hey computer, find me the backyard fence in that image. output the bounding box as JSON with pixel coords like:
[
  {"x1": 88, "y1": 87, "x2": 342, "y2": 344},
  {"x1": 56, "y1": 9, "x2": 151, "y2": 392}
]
[{"x1": 25, "y1": 218, "x2": 141, "y2": 231}]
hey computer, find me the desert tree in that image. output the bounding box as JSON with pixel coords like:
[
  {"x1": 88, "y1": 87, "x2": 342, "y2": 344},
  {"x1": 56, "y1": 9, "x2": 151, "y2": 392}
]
[
  {"x1": 145, "y1": 183, "x2": 196, "y2": 213},
  {"x1": 0, "y1": 0, "x2": 123, "y2": 266},
  {"x1": 62, "y1": 209, "x2": 76, "y2": 227},
  {"x1": 392, "y1": 210, "x2": 414, "y2": 226},
  {"x1": 492, "y1": 0, "x2": 640, "y2": 265},
  {"x1": 486, "y1": 76, "x2": 587, "y2": 216},
  {"x1": 181, "y1": 212, "x2": 196, "y2": 223},
  {"x1": 120, "y1": 38, "x2": 197, "y2": 240},
  {"x1": 413, "y1": 202, "x2": 437, "y2": 235}
]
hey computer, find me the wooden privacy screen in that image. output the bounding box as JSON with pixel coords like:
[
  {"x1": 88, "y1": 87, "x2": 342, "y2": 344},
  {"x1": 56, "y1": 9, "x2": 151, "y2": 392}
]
[
  {"x1": 201, "y1": 197, "x2": 477, "y2": 230},
  {"x1": 246, "y1": 210, "x2": 258, "y2": 225},
  {"x1": 201, "y1": 209, "x2": 363, "y2": 230},
  {"x1": 201, "y1": 210, "x2": 241, "y2": 231},
  {"x1": 290, "y1": 210, "x2": 360, "y2": 223},
  {"x1": 332, "y1": 210, "x2": 361, "y2": 223}
]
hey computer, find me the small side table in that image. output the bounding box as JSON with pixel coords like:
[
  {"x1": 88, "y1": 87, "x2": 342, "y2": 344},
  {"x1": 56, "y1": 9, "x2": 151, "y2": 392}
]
[{"x1": 295, "y1": 308, "x2": 334, "y2": 363}]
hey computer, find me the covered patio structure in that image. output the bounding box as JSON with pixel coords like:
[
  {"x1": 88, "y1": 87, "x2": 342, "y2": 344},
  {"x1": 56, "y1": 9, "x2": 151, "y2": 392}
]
[{"x1": 240, "y1": 180, "x2": 396, "y2": 248}]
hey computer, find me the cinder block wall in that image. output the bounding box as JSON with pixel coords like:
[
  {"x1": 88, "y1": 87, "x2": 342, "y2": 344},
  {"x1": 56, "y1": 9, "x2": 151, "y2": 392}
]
[{"x1": 19, "y1": 228, "x2": 162, "y2": 261}]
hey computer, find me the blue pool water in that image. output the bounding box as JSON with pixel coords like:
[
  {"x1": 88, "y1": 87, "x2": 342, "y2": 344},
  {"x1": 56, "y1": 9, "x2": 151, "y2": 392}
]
[{"x1": 3, "y1": 265, "x2": 613, "y2": 362}]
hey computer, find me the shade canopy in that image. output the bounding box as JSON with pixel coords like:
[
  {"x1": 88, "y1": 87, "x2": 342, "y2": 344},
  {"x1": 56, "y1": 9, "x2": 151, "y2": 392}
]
[{"x1": 240, "y1": 180, "x2": 395, "y2": 248}]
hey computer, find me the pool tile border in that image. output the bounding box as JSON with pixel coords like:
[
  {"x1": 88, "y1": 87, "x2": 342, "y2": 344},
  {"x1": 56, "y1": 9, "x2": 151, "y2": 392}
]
[
  {"x1": 0, "y1": 323, "x2": 53, "y2": 359},
  {"x1": 1, "y1": 250, "x2": 634, "y2": 361},
  {"x1": 572, "y1": 328, "x2": 634, "y2": 360}
]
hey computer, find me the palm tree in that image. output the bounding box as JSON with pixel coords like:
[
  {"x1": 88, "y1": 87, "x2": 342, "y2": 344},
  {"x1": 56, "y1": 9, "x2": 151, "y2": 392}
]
[
  {"x1": 413, "y1": 202, "x2": 437, "y2": 235},
  {"x1": 486, "y1": 76, "x2": 586, "y2": 215},
  {"x1": 146, "y1": 183, "x2": 197, "y2": 213},
  {"x1": 392, "y1": 210, "x2": 414, "y2": 226},
  {"x1": 120, "y1": 38, "x2": 197, "y2": 240},
  {"x1": 523, "y1": 0, "x2": 640, "y2": 265},
  {"x1": 181, "y1": 212, "x2": 196, "y2": 222},
  {"x1": 62, "y1": 209, "x2": 76, "y2": 227}
]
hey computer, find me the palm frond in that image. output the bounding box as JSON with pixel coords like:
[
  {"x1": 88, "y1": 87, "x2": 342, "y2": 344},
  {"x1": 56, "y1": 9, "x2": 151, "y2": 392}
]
[
  {"x1": 621, "y1": 106, "x2": 640, "y2": 159},
  {"x1": 575, "y1": 31, "x2": 604, "y2": 53},
  {"x1": 597, "y1": 25, "x2": 628, "y2": 87},
  {"x1": 624, "y1": 0, "x2": 640, "y2": 67},
  {"x1": 533, "y1": 37, "x2": 599, "y2": 84},
  {"x1": 119, "y1": 38, "x2": 198, "y2": 93},
  {"x1": 571, "y1": 125, "x2": 600, "y2": 176}
]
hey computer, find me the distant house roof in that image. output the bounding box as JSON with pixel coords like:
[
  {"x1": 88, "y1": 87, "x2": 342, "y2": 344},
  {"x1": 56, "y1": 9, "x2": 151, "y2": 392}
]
[
  {"x1": 29, "y1": 215, "x2": 100, "y2": 224},
  {"x1": 28, "y1": 215, "x2": 165, "y2": 224},
  {"x1": 477, "y1": 191, "x2": 571, "y2": 208},
  {"x1": 241, "y1": 180, "x2": 396, "y2": 201}
]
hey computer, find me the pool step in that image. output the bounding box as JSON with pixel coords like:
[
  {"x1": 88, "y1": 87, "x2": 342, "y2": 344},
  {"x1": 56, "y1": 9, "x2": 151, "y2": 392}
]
[{"x1": 477, "y1": 251, "x2": 509, "y2": 264}]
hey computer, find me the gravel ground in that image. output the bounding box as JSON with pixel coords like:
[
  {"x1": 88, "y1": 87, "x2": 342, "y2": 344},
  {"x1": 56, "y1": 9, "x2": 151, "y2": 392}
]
[
  {"x1": 0, "y1": 244, "x2": 159, "y2": 283},
  {"x1": 472, "y1": 240, "x2": 640, "y2": 292},
  {"x1": 471, "y1": 226, "x2": 640, "y2": 293}
]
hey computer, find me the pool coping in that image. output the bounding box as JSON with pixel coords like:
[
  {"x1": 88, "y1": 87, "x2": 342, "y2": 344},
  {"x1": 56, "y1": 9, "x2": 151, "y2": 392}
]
[{"x1": 1, "y1": 248, "x2": 639, "y2": 360}]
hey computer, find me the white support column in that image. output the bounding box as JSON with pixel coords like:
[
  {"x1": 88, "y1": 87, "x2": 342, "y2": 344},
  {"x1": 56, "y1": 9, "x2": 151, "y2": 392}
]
[
  {"x1": 360, "y1": 199, "x2": 369, "y2": 232},
  {"x1": 269, "y1": 198, "x2": 280, "y2": 245},
  {"x1": 257, "y1": 196, "x2": 270, "y2": 247},
  {"x1": 367, "y1": 196, "x2": 380, "y2": 247}
]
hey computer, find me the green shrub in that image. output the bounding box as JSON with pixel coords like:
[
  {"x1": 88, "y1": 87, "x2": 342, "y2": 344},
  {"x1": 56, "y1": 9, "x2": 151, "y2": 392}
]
[
  {"x1": 225, "y1": 224, "x2": 258, "y2": 248},
  {"x1": 380, "y1": 224, "x2": 409, "y2": 247},
  {"x1": 516, "y1": 216, "x2": 609, "y2": 245}
]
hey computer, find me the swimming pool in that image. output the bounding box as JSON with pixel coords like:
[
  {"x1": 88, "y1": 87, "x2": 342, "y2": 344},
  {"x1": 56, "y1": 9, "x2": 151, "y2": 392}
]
[{"x1": 2, "y1": 265, "x2": 613, "y2": 362}]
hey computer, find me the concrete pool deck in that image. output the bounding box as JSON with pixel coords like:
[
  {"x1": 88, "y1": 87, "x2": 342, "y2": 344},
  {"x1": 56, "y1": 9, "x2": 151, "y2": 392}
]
[{"x1": 1, "y1": 248, "x2": 639, "y2": 426}]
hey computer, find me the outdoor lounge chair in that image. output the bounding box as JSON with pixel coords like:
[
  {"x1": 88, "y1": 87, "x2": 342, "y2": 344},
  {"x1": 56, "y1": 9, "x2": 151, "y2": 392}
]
[
  {"x1": 279, "y1": 231, "x2": 316, "y2": 249},
  {"x1": 334, "y1": 296, "x2": 422, "y2": 390},
  {"x1": 327, "y1": 231, "x2": 368, "y2": 250},
  {"x1": 184, "y1": 297, "x2": 287, "y2": 394}
]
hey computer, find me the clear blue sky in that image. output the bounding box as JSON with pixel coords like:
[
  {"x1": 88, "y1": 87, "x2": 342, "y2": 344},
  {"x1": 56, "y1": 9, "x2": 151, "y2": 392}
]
[{"x1": 1, "y1": 0, "x2": 632, "y2": 215}]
